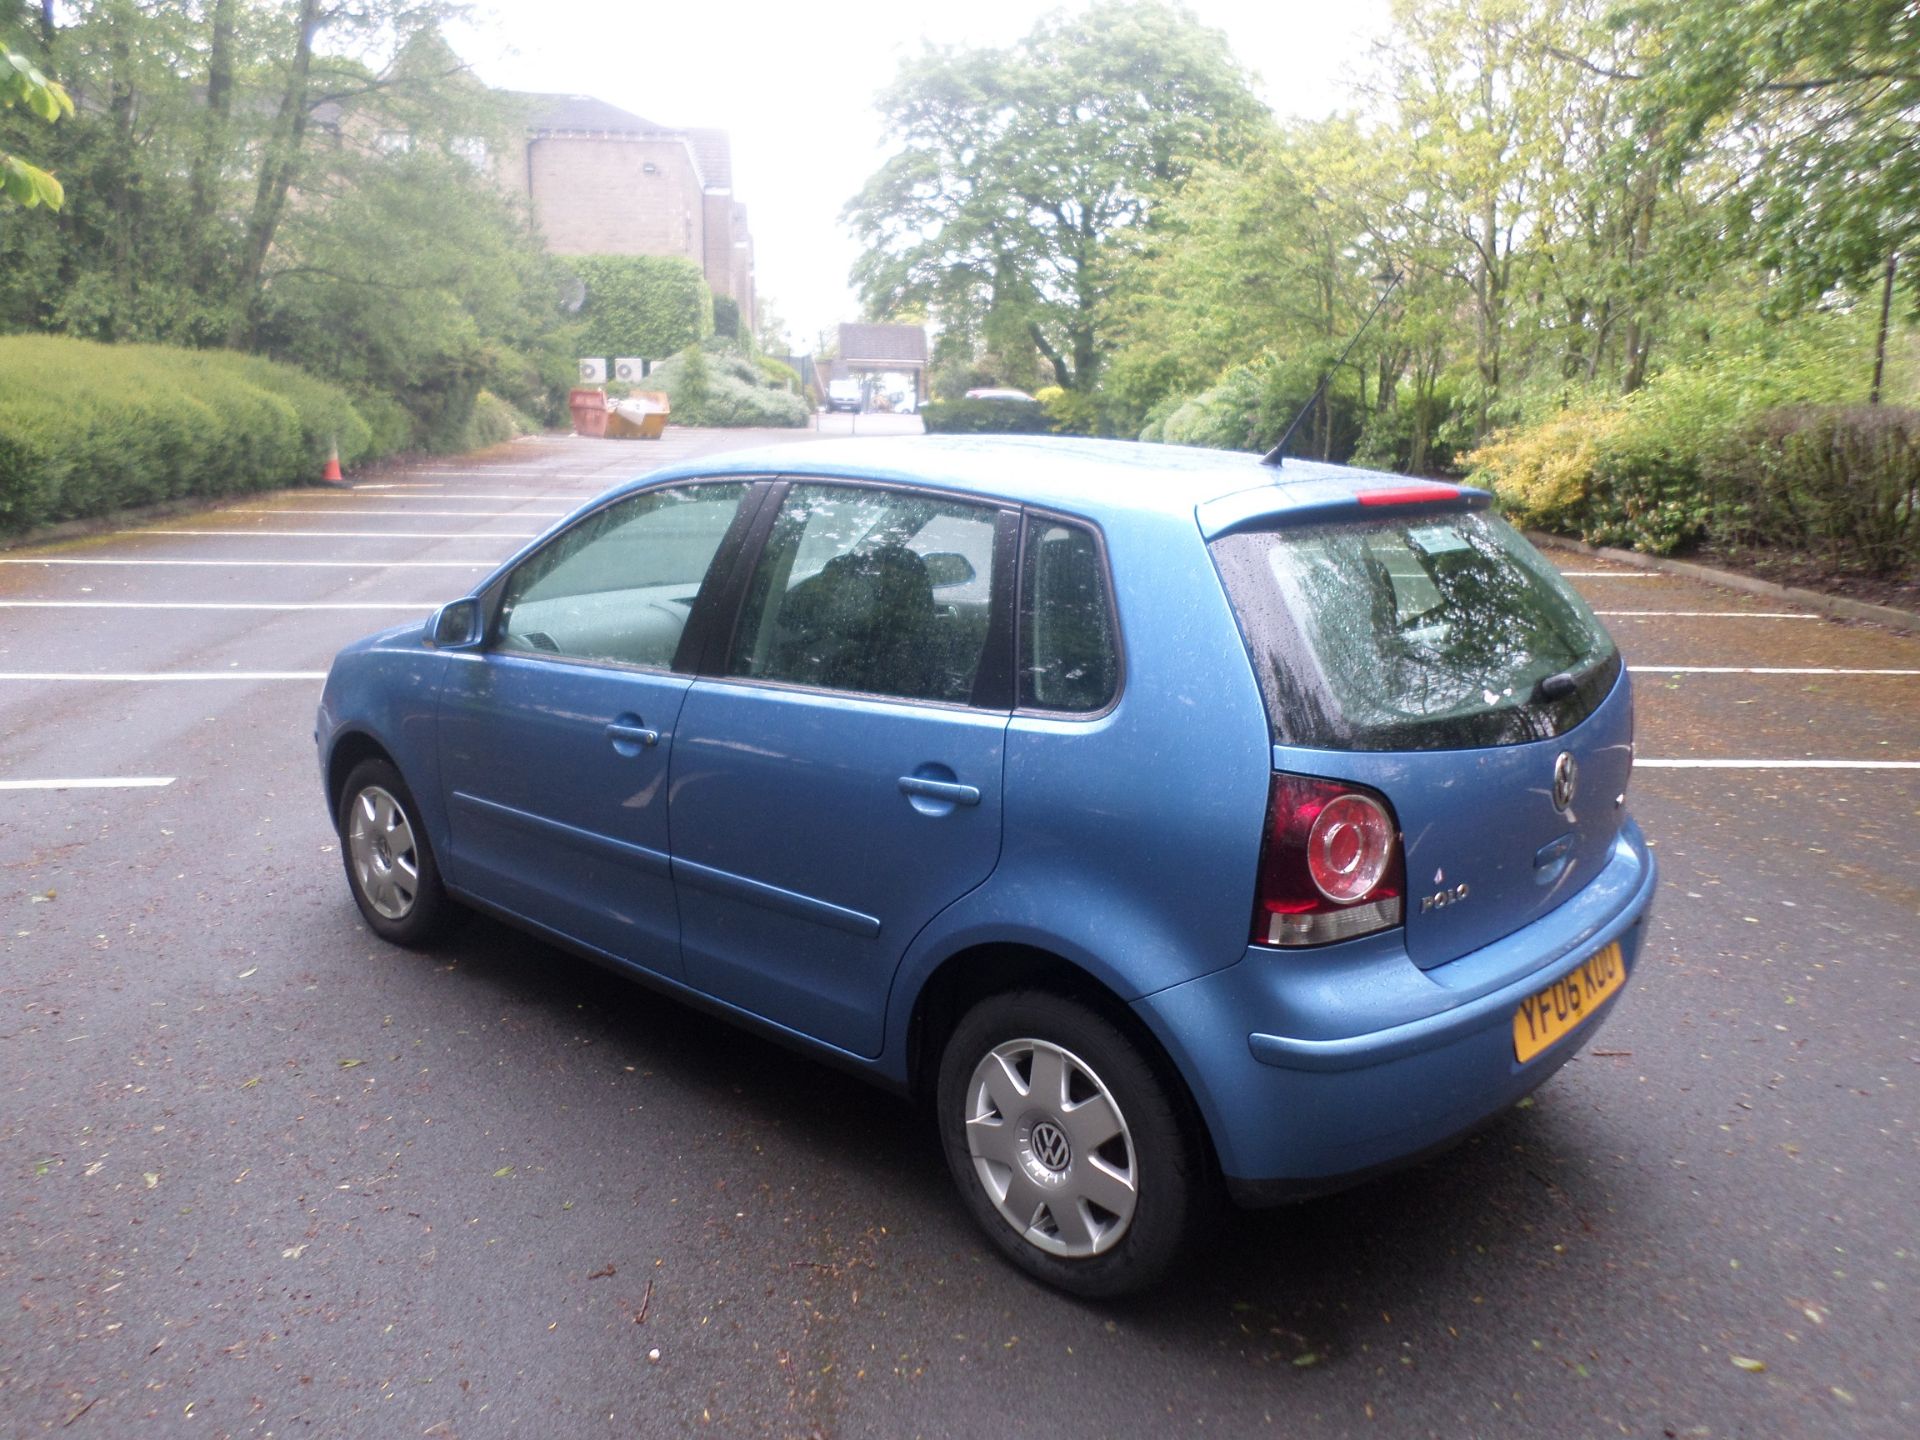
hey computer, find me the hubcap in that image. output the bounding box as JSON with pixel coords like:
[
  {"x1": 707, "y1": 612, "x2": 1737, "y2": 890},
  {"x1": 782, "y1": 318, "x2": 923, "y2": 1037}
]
[
  {"x1": 962, "y1": 1037, "x2": 1138, "y2": 1258},
  {"x1": 346, "y1": 784, "x2": 419, "y2": 921}
]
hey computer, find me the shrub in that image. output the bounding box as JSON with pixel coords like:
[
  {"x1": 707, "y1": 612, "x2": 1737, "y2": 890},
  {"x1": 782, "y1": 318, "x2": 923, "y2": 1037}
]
[
  {"x1": 1146, "y1": 356, "x2": 1365, "y2": 458},
  {"x1": 754, "y1": 353, "x2": 802, "y2": 391},
  {"x1": 643, "y1": 342, "x2": 809, "y2": 428},
  {"x1": 570, "y1": 256, "x2": 714, "y2": 360},
  {"x1": 1465, "y1": 403, "x2": 1624, "y2": 534},
  {"x1": 1035, "y1": 385, "x2": 1099, "y2": 436},
  {"x1": 712, "y1": 294, "x2": 740, "y2": 340},
  {"x1": 1466, "y1": 400, "x2": 1711, "y2": 556},
  {"x1": 0, "y1": 335, "x2": 388, "y2": 534},
  {"x1": 463, "y1": 390, "x2": 536, "y2": 450},
  {"x1": 1705, "y1": 405, "x2": 1920, "y2": 575},
  {"x1": 919, "y1": 397, "x2": 1053, "y2": 434}
]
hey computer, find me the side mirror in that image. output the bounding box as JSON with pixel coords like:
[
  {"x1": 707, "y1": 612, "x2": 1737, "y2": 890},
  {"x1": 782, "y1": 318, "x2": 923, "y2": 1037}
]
[
  {"x1": 426, "y1": 598, "x2": 482, "y2": 649},
  {"x1": 922, "y1": 551, "x2": 977, "y2": 588}
]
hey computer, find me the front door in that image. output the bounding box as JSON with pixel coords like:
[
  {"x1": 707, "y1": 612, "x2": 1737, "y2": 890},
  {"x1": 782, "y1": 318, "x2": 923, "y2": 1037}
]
[
  {"x1": 436, "y1": 482, "x2": 754, "y2": 978},
  {"x1": 671, "y1": 482, "x2": 1011, "y2": 1055}
]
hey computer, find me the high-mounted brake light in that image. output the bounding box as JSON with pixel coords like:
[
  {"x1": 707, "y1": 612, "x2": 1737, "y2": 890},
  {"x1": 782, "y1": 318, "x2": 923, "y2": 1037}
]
[
  {"x1": 1252, "y1": 775, "x2": 1405, "y2": 947},
  {"x1": 1355, "y1": 484, "x2": 1462, "y2": 507}
]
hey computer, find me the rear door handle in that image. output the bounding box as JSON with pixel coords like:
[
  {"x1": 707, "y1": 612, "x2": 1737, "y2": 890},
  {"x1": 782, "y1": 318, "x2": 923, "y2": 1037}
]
[{"x1": 898, "y1": 775, "x2": 980, "y2": 806}]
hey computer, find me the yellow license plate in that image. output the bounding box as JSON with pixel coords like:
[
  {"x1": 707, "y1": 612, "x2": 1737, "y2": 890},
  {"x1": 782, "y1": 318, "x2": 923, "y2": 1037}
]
[{"x1": 1512, "y1": 941, "x2": 1625, "y2": 1064}]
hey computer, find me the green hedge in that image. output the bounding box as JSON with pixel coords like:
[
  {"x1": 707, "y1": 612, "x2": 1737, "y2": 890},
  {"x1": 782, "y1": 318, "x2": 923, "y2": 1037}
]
[
  {"x1": 571, "y1": 256, "x2": 713, "y2": 360},
  {"x1": 1705, "y1": 405, "x2": 1920, "y2": 575},
  {"x1": 0, "y1": 335, "x2": 383, "y2": 534},
  {"x1": 1468, "y1": 394, "x2": 1920, "y2": 573},
  {"x1": 643, "y1": 342, "x2": 809, "y2": 427},
  {"x1": 919, "y1": 396, "x2": 1053, "y2": 434}
]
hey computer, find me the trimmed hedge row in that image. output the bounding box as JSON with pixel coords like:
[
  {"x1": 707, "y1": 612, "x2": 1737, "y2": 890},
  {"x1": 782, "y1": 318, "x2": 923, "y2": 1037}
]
[
  {"x1": 0, "y1": 335, "x2": 381, "y2": 534},
  {"x1": 919, "y1": 396, "x2": 1053, "y2": 434},
  {"x1": 1706, "y1": 405, "x2": 1920, "y2": 575}
]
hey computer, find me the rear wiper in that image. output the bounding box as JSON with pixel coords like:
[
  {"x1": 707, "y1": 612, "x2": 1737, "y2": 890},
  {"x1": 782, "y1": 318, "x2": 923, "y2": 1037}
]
[{"x1": 1535, "y1": 670, "x2": 1578, "y2": 701}]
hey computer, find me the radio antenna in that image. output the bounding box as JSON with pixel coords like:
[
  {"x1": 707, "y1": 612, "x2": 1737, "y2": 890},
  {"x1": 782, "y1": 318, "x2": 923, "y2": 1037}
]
[{"x1": 1260, "y1": 270, "x2": 1401, "y2": 467}]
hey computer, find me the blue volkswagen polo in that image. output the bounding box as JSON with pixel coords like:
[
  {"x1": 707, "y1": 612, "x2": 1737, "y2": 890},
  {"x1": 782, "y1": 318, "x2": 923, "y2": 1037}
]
[{"x1": 315, "y1": 436, "x2": 1655, "y2": 1296}]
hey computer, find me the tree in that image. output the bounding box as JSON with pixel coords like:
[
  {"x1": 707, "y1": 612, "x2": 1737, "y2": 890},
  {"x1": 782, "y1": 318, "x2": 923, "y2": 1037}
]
[
  {"x1": 845, "y1": 0, "x2": 1265, "y2": 391},
  {"x1": 0, "y1": 4, "x2": 568, "y2": 442},
  {"x1": 0, "y1": 34, "x2": 72, "y2": 209},
  {"x1": 1622, "y1": 0, "x2": 1920, "y2": 393}
]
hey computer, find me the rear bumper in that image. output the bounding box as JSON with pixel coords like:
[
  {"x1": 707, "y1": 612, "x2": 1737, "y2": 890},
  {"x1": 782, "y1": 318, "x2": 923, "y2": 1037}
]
[{"x1": 1132, "y1": 820, "x2": 1657, "y2": 1202}]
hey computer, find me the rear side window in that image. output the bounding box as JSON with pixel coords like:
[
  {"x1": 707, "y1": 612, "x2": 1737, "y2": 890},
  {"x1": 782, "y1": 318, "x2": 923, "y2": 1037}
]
[
  {"x1": 1209, "y1": 511, "x2": 1619, "y2": 750},
  {"x1": 1019, "y1": 519, "x2": 1118, "y2": 713}
]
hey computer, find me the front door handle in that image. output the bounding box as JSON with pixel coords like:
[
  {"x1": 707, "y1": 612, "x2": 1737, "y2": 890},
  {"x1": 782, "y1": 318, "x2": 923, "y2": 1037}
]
[
  {"x1": 606, "y1": 719, "x2": 660, "y2": 749},
  {"x1": 898, "y1": 775, "x2": 980, "y2": 806}
]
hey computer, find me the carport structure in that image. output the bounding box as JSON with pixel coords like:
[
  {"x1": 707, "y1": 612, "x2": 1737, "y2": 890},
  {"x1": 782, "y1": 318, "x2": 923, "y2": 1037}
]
[{"x1": 831, "y1": 322, "x2": 928, "y2": 405}]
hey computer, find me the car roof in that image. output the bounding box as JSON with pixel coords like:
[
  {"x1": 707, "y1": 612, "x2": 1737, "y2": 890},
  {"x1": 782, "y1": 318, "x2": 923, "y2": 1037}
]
[{"x1": 637, "y1": 435, "x2": 1431, "y2": 527}]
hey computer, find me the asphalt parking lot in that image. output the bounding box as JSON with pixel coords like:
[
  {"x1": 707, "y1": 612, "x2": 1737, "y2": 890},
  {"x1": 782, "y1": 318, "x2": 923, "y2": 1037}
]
[{"x1": 2, "y1": 431, "x2": 1915, "y2": 1439}]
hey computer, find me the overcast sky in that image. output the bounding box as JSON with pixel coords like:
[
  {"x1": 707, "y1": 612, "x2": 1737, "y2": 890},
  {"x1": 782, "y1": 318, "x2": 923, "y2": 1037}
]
[{"x1": 450, "y1": 0, "x2": 1393, "y2": 350}]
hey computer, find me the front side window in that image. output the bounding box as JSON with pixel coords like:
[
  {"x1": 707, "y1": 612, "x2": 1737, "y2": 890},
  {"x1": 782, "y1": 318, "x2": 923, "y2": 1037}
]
[
  {"x1": 495, "y1": 483, "x2": 748, "y2": 668},
  {"x1": 728, "y1": 483, "x2": 1000, "y2": 704},
  {"x1": 1019, "y1": 519, "x2": 1118, "y2": 713}
]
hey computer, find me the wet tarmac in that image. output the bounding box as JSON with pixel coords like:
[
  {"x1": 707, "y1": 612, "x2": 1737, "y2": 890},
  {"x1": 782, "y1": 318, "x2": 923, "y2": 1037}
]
[{"x1": 2, "y1": 437, "x2": 1914, "y2": 1438}]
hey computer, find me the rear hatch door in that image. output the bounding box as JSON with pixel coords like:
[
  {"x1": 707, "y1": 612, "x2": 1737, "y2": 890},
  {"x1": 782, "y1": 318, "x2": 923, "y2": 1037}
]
[{"x1": 1209, "y1": 502, "x2": 1631, "y2": 969}]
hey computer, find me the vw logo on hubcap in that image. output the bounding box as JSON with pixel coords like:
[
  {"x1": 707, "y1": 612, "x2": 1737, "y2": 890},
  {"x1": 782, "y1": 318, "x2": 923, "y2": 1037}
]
[{"x1": 1029, "y1": 1119, "x2": 1071, "y2": 1173}]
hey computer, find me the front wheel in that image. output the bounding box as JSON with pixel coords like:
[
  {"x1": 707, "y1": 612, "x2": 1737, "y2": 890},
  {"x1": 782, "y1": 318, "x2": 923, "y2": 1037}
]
[
  {"x1": 936, "y1": 990, "x2": 1208, "y2": 1297},
  {"x1": 337, "y1": 758, "x2": 449, "y2": 947}
]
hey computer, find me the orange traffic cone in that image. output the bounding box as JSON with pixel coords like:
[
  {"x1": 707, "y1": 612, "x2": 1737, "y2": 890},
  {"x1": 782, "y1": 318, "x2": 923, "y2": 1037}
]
[{"x1": 322, "y1": 438, "x2": 344, "y2": 485}]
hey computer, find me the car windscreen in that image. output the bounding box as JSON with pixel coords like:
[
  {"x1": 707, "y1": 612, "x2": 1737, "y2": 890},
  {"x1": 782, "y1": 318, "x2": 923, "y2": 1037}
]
[{"x1": 1208, "y1": 511, "x2": 1620, "y2": 750}]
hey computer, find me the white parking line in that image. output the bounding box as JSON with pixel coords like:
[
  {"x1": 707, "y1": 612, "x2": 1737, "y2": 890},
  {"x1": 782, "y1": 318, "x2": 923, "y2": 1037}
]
[
  {"x1": 1633, "y1": 666, "x2": 1920, "y2": 676},
  {"x1": 0, "y1": 671, "x2": 326, "y2": 681},
  {"x1": 131, "y1": 529, "x2": 539, "y2": 540},
  {"x1": 232, "y1": 508, "x2": 568, "y2": 518},
  {"x1": 0, "y1": 601, "x2": 438, "y2": 611},
  {"x1": 403, "y1": 494, "x2": 598, "y2": 502},
  {"x1": 0, "y1": 558, "x2": 488, "y2": 568},
  {"x1": 1637, "y1": 759, "x2": 1920, "y2": 769},
  {"x1": 0, "y1": 776, "x2": 176, "y2": 791},
  {"x1": 1559, "y1": 570, "x2": 1661, "y2": 578},
  {"x1": 339, "y1": 493, "x2": 594, "y2": 502},
  {"x1": 1596, "y1": 611, "x2": 1817, "y2": 620}
]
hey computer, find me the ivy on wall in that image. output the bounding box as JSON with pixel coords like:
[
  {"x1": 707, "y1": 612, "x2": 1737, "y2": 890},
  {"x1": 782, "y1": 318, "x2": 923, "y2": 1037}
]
[{"x1": 571, "y1": 255, "x2": 714, "y2": 359}]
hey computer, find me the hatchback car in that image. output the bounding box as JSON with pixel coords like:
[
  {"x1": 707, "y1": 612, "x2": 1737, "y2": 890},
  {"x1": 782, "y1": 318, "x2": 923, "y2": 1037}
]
[{"x1": 316, "y1": 436, "x2": 1655, "y2": 1296}]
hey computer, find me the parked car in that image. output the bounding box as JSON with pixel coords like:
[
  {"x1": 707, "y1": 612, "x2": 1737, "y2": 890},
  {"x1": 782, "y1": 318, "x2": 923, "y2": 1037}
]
[
  {"x1": 963, "y1": 386, "x2": 1038, "y2": 402},
  {"x1": 316, "y1": 437, "x2": 1656, "y2": 1296},
  {"x1": 825, "y1": 378, "x2": 863, "y2": 413}
]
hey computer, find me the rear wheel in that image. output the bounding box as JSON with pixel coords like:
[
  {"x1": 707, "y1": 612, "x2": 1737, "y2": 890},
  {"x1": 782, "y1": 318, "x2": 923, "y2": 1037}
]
[
  {"x1": 338, "y1": 758, "x2": 448, "y2": 947},
  {"x1": 936, "y1": 990, "x2": 1206, "y2": 1297}
]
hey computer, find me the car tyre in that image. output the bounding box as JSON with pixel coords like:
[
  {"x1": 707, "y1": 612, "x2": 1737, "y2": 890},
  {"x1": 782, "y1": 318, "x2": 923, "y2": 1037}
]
[
  {"x1": 338, "y1": 758, "x2": 449, "y2": 947},
  {"x1": 936, "y1": 989, "x2": 1207, "y2": 1297}
]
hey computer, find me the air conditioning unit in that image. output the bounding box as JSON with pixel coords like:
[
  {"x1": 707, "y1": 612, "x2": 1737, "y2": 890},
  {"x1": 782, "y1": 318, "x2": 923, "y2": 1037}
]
[
  {"x1": 578, "y1": 358, "x2": 608, "y2": 384},
  {"x1": 613, "y1": 357, "x2": 648, "y2": 382}
]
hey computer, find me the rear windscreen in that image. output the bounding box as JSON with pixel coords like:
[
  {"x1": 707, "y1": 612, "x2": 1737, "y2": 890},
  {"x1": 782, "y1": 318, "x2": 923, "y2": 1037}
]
[{"x1": 1209, "y1": 511, "x2": 1620, "y2": 750}]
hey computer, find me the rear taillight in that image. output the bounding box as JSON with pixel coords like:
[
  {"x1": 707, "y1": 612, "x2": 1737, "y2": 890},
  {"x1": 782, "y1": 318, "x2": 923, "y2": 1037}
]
[{"x1": 1252, "y1": 775, "x2": 1405, "y2": 947}]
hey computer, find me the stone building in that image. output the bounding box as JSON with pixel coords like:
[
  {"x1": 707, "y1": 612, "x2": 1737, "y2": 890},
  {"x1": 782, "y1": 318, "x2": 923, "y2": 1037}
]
[{"x1": 507, "y1": 93, "x2": 755, "y2": 332}]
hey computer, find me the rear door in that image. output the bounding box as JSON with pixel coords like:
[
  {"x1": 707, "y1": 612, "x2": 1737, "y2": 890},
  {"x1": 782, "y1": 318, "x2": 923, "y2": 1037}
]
[
  {"x1": 1209, "y1": 509, "x2": 1631, "y2": 968},
  {"x1": 435, "y1": 481, "x2": 758, "y2": 978},
  {"x1": 670, "y1": 481, "x2": 1014, "y2": 1056}
]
